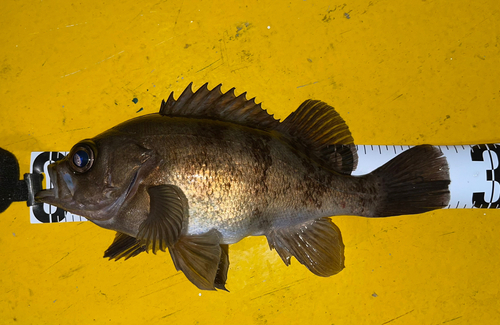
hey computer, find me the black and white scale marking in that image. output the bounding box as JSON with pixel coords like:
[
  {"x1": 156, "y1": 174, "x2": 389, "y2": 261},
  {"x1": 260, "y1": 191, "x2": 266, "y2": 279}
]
[{"x1": 352, "y1": 144, "x2": 500, "y2": 210}]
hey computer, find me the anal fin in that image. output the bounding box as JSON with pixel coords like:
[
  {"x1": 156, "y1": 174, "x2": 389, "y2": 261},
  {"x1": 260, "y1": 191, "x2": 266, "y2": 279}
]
[
  {"x1": 266, "y1": 218, "x2": 345, "y2": 277},
  {"x1": 168, "y1": 229, "x2": 224, "y2": 291},
  {"x1": 104, "y1": 232, "x2": 146, "y2": 261}
]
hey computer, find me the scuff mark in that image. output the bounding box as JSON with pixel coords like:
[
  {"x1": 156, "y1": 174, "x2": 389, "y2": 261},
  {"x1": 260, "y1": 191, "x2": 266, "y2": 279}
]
[
  {"x1": 381, "y1": 310, "x2": 414, "y2": 325},
  {"x1": 155, "y1": 37, "x2": 174, "y2": 47},
  {"x1": 442, "y1": 316, "x2": 463, "y2": 323},
  {"x1": 42, "y1": 252, "x2": 71, "y2": 273},
  {"x1": 172, "y1": 0, "x2": 184, "y2": 32},
  {"x1": 59, "y1": 265, "x2": 85, "y2": 280},
  {"x1": 297, "y1": 81, "x2": 320, "y2": 88},
  {"x1": 144, "y1": 273, "x2": 181, "y2": 288},
  {"x1": 162, "y1": 311, "x2": 180, "y2": 319},
  {"x1": 322, "y1": 6, "x2": 337, "y2": 22},
  {"x1": 139, "y1": 281, "x2": 183, "y2": 298},
  {"x1": 96, "y1": 51, "x2": 125, "y2": 64},
  {"x1": 61, "y1": 70, "x2": 81, "y2": 78},
  {"x1": 196, "y1": 58, "x2": 222, "y2": 73},
  {"x1": 232, "y1": 22, "x2": 252, "y2": 39},
  {"x1": 392, "y1": 94, "x2": 404, "y2": 101},
  {"x1": 60, "y1": 50, "x2": 124, "y2": 78},
  {"x1": 65, "y1": 22, "x2": 88, "y2": 28},
  {"x1": 251, "y1": 278, "x2": 307, "y2": 300}
]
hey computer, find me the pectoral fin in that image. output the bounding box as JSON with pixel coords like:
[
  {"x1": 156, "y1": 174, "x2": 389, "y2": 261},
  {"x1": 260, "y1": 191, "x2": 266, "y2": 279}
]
[
  {"x1": 137, "y1": 185, "x2": 187, "y2": 253},
  {"x1": 266, "y1": 217, "x2": 345, "y2": 277},
  {"x1": 168, "y1": 229, "x2": 223, "y2": 291},
  {"x1": 104, "y1": 232, "x2": 146, "y2": 261}
]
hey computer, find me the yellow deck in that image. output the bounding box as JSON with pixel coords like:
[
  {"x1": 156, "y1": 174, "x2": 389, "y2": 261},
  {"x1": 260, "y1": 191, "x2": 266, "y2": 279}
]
[{"x1": 1, "y1": 1, "x2": 499, "y2": 324}]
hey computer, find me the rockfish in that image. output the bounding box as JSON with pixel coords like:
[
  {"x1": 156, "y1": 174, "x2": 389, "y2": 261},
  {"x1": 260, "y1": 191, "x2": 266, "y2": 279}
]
[{"x1": 36, "y1": 83, "x2": 450, "y2": 290}]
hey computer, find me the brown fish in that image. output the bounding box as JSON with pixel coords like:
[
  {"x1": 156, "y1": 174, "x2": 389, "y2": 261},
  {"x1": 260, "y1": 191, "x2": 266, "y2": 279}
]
[{"x1": 36, "y1": 83, "x2": 450, "y2": 290}]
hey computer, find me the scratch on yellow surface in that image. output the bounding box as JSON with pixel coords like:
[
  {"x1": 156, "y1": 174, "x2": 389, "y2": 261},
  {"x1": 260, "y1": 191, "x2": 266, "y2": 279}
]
[{"x1": 1, "y1": 0, "x2": 499, "y2": 324}]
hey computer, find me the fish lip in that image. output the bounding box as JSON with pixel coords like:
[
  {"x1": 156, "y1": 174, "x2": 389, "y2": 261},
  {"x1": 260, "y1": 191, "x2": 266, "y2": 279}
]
[
  {"x1": 35, "y1": 188, "x2": 55, "y2": 202},
  {"x1": 35, "y1": 165, "x2": 59, "y2": 203}
]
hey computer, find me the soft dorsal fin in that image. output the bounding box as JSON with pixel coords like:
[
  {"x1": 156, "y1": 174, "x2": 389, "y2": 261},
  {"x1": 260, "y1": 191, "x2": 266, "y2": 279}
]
[
  {"x1": 160, "y1": 83, "x2": 280, "y2": 130},
  {"x1": 276, "y1": 99, "x2": 358, "y2": 174}
]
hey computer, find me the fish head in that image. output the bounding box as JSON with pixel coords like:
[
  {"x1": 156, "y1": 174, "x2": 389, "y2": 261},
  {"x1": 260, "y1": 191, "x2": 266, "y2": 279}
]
[{"x1": 36, "y1": 132, "x2": 155, "y2": 221}]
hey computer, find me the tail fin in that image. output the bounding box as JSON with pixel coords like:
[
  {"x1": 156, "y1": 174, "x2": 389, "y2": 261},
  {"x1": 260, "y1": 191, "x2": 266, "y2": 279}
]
[{"x1": 370, "y1": 145, "x2": 450, "y2": 217}]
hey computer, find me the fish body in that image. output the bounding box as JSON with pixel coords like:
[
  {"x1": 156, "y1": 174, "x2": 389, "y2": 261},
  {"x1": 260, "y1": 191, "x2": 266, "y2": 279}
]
[
  {"x1": 90, "y1": 114, "x2": 366, "y2": 242},
  {"x1": 37, "y1": 83, "x2": 450, "y2": 290}
]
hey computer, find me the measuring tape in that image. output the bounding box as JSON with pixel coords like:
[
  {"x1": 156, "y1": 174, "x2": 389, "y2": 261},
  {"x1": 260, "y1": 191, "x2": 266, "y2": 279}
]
[
  {"x1": 352, "y1": 144, "x2": 500, "y2": 210},
  {"x1": 29, "y1": 144, "x2": 500, "y2": 224}
]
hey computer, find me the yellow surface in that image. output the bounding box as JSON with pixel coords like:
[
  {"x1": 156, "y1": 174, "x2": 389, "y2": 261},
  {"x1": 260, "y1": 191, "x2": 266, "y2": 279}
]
[{"x1": 1, "y1": 0, "x2": 499, "y2": 324}]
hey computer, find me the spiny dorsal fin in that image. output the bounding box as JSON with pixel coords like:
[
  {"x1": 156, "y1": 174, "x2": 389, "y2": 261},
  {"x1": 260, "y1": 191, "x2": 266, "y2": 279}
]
[
  {"x1": 160, "y1": 83, "x2": 280, "y2": 130},
  {"x1": 276, "y1": 99, "x2": 358, "y2": 174}
]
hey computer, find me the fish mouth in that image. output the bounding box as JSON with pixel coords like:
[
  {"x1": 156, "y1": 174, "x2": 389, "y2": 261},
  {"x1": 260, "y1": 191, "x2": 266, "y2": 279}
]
[
  {"x1": 35, "y1": 188, "x2": 55, "y2": 201},
  {"x1": 35, "y1": 166, "x2": 59, "y2": 203}
]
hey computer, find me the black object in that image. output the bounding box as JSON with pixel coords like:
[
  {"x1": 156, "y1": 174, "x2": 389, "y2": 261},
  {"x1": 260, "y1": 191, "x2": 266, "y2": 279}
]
[{"x1": 0, "y1": 147, "x2": 43, "y2": 213}]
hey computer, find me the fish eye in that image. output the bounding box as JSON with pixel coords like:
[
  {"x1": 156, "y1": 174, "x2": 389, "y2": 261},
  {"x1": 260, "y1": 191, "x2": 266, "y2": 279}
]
[
  {"x1": 69, "y1": 141, "x2": 96, "y2": 173},
  {"x1": 73, "y1": 150, "x2": 89, "y2": 167}
]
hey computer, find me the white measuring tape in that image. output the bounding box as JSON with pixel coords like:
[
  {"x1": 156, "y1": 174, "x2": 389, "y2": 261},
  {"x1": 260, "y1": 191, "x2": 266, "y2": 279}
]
[
  {"x1": 30, "y1": 144, "x2": 500, "y2": 224},
  {"x1": 352, "y1": 144, "x2": 499, "y2": 209}
]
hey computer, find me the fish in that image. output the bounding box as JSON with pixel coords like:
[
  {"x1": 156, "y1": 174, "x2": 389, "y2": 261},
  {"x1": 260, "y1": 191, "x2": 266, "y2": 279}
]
[{"x1": 36, "y1": 83, "x2": 450, "y2": 290}]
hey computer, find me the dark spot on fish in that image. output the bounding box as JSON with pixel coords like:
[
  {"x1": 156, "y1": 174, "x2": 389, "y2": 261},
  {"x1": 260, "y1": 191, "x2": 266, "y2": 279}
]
[
  {"x1": 252, "y1": 208, "x2": 262, "y2": 219},
  {"x1": 136, "y1": 108, "x2": 143, "y2": 113},
  {"x1": 184, "y1": 44, "x2": 191, "y2": 49},
  {"x1": 132, "y1": 98, "x2": 138, "y2": 104},
  {"x1": 344, "y1": 12, "x2": 350, "y2": 19},
  {"x1": 300, "y1": 157, "x2": 317, "y2": 175},
  {"x1": 253, "y1": 208, "x2": 271, "y2": 229},
  {"x1": 194, "y1": 120, "x2": 231, "y2": 142},
  {"x1": 301, "y1": 173, "x2": 326, "y2": 209},
  {"x1": 247, "y1": 134, "x2": 273, "y2": 195},
  {"x1": 114, "y1": 100, "x2": 118, "y2": 105}
]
